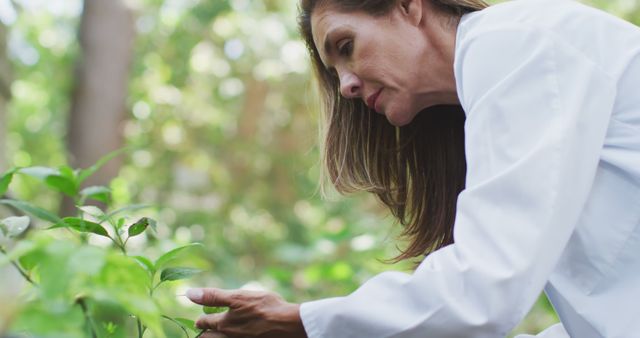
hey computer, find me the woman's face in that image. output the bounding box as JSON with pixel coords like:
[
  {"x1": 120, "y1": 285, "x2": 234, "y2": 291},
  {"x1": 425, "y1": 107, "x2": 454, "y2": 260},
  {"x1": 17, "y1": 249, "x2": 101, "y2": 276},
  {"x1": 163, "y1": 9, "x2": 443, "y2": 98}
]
[{"x1": 311, "y1": 1, "x2": 459, "y2": 126}]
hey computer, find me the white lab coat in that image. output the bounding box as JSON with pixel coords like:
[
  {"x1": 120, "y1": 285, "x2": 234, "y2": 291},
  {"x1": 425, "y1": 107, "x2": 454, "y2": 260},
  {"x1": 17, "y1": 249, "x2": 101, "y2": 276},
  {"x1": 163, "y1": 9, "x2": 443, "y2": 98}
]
[{"x1": 300, "y1": 0, "x2": 640, "y2": 337}]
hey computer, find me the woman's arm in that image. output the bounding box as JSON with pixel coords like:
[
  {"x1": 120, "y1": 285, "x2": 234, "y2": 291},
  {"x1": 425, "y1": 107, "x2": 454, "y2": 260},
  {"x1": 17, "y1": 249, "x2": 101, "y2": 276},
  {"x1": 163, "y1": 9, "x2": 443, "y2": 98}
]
[{"x1": 187, "y1": 288, "x2": 307, "y2": 338}]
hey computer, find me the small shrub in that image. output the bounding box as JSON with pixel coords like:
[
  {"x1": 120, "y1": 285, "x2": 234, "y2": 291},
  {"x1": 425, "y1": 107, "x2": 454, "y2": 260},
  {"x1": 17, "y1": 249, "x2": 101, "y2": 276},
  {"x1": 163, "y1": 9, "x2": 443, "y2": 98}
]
[{"x1": 0, "y1": 150, "x2": 206, "y2": 338}]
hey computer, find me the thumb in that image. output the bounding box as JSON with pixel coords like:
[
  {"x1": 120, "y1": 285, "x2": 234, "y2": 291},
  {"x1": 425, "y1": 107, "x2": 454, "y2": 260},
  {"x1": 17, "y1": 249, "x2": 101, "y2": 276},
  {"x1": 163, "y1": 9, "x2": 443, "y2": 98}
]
[{"x1": 186, "y1": 288, "x2": 235, "y2": 306}]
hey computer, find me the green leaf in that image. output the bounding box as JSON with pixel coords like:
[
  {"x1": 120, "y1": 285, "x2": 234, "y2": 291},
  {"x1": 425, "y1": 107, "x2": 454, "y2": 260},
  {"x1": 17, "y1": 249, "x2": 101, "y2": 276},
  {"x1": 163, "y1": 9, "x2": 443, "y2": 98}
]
[
  {"x1": 0, "y1": 199, "x2": 62, "y2": 224},
  {"x1": 19, "y1": 166, "x2": 58, "y2": 179},
  {"x1": 44, "y1": 175, "x2": 77, "y2": 197},
  {"x1": 160, "y1": 267, "x2": 201, "y2": 282},
  {"x1": 18, "y1": 246, "x2": 47, "y2": 271},
  {"x1": 162, "y1": 316, "x2": 197, "y2": 337},
  {"x1": 171, "y1": 318, "x2": 198, "y2": 333},
  {"x1": 80, "y1": 185, "x2": 111, "y2": 204},
  {"x1": 11, "y1": 300, "x2": 86, "y2": 337},
  {"x1": 132, "y1": 255, "x2": 156, "y2": 276},
  {"x1": 77, "y1": 148, "x2": 128, "y2": 184},
  {"x1": 1, "y1": 216, "x2": 30, "y2": 237},
  {"x1": 127, "y1": 217, "x2": 155, "y2": 238},
  {"x1": 154, "y1": 243, "x2": 203, "y2": 270},
  {"x1": 148, "y1": 218, "x2": 157, "y2": 232},
  {"x1": 0, "y1": 168, "x2": 18, "y2": 196},
  {"x1": 17, "y1": 167, "x2": 77, "y2": 196},
  {"x1": 203, "y1": 306, "x2": 229, "y2": 314},
  {"x1": 80, "y1": 185, "x2": 111, "y2": 196},
  {"x1": 68, "y1": 245, "x2": 106, "y2": 276},
  {"x1": 52, "y1": 217, "x2": 110, "y2": 238},
  {"x1": 58, "y1": 165, "x2": 77, "y2": 181},
  {"x1": 1, "y1": 240, "x2": 39, "y2": 266},
  {"x1": 4, "y1": 239, "x2": 40, "y2": 262},
  {"x1": 91, "y1": 254, "x2": 165, "y2": 338},
  {"x1": 77, "y1": 205, "x2": 105, "y2": 218}
]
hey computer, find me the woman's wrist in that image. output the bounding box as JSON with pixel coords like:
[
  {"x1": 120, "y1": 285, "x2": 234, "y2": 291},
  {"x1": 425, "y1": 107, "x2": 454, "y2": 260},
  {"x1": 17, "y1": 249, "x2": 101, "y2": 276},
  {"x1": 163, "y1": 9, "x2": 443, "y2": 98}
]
[{"x1": 277, "y1": 303, "x2": 308, "y2": 337}]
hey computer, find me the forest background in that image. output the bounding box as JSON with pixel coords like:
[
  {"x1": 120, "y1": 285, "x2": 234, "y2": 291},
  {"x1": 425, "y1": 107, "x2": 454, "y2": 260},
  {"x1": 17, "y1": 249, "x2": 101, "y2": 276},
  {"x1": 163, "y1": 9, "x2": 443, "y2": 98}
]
[{"x1": 0, "y1": 0, "x2": 637, "y2": 337}]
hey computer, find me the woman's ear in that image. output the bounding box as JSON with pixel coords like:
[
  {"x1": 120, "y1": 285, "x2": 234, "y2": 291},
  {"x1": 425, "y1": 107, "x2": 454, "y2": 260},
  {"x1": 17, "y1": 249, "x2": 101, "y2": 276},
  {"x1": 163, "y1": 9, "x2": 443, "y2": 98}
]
[{"x1": 399, "y1": 0, "x2": 424, "y2": 26}]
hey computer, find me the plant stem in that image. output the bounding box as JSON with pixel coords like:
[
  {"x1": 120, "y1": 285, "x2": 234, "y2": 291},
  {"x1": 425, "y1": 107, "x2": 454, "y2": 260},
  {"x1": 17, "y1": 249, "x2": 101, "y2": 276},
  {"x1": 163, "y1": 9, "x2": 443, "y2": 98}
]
[
  {"x1": 10, "y1": 259, "x2": 35, "y2": 285},
  {"x1": 116, "y1": 240, "x2": 127, "y2": 254},
  {"x1": 115, "y1": 230, "x2": 127, "y2": 254},
  {"x1": 0, "y1": 246, "x2": 37, "y2": 286},
  {"x1": 150, "y1": 281, "x2": 162, "y2": 296},
  {"x1": 77, "y1": 298, "x2": 98, "y2": 338},
  {"x1": 104, "y1": 228, "x2": 127, "y2": 255},
  {"x1": 137, "y1": 317, "x2": 144, "y2": 338},
  {"x1": 105, "y1": 213, "x2": 128, "y2": 252}
]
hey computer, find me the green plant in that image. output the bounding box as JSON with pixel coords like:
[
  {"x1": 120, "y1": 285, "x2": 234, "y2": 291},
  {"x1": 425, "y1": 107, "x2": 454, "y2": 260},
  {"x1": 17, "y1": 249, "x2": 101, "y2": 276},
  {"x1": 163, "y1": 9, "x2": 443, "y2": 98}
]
[{"x1": 0, "y1": 151, "x2": 205, "y2": 338}]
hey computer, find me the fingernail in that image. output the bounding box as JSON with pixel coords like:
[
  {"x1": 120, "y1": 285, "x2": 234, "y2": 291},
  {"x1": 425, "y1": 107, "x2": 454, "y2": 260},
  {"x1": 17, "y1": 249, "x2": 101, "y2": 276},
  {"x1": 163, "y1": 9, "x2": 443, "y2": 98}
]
[
  {"x1": 187, "y1": 288, "x2": 203, "y2": 302},
  {"x1": 196, "y1": 315, "x2": 207, "y2": 329}
]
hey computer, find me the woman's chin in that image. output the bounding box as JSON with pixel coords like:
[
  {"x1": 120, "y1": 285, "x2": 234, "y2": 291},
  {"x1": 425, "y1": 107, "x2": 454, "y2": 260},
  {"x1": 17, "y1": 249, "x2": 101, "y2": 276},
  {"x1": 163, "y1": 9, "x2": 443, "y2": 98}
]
[{"x1": 384, "y1": 109, "x2": 416, "y2": 127}]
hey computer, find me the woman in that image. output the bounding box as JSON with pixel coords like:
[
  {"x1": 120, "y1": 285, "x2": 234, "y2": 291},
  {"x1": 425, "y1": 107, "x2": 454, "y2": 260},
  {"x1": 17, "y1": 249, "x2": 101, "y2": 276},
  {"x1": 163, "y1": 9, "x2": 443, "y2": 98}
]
[{"x1": 187, "y1": 0, "x2": 640, "y2": 337}]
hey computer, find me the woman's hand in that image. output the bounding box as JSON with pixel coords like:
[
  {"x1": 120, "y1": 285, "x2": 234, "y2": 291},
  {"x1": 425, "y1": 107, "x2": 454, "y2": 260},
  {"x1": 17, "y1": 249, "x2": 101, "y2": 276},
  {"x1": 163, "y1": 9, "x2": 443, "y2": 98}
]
[{"x1": 186, "y1": 288, "x2": 308, "y2": 338}]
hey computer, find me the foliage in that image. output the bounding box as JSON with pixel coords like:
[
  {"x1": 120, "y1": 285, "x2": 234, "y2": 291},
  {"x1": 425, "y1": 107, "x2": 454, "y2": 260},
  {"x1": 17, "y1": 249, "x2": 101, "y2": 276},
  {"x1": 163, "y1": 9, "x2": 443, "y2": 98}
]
[
  {"x1": 0, "y1": 151, "x2": 206, "y2": 337},
  {"x1": 5, "y1": 0, "x2": 410, "y2": 312}
]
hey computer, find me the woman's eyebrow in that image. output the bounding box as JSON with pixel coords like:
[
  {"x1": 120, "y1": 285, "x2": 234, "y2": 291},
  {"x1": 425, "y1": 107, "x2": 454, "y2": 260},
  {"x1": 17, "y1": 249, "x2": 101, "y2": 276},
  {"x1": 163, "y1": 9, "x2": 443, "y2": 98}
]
[
  {"x1": 317, "y1": 30, "x2": 336, "y2": 70},
  {"x1": 323, "y1": 29, "x2": 335, "y2": 59},
  {"x1": 322, "y1": 25, "x2": 352, "y2": 58}
]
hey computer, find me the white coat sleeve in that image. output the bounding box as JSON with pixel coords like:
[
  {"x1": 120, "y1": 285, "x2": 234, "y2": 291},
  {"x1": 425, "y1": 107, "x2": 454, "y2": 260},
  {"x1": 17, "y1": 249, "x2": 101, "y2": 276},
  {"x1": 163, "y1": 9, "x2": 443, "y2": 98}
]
[{"x1": 300, "y1": 26, "x2": 618, "y2": 338}]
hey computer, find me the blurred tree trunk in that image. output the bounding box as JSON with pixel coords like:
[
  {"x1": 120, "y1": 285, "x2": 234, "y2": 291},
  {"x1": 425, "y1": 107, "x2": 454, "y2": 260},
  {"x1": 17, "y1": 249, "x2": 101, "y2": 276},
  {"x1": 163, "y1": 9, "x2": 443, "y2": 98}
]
[
  {"x1": 65, "y1": 0, "x2": 135, "y2": 213},
  {"x1": 0, "y1": 24, "x2": 19, "y2": 337},
  {"x1": 0, "y1": 23, "x2": 11, "y2": 172}
]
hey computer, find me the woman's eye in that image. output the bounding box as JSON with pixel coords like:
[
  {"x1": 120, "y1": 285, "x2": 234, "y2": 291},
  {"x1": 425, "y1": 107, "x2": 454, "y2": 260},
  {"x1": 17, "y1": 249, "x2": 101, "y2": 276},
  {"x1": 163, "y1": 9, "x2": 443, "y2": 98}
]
[{"x1": 338, "y1": 40, "x2": 353, "y2": 57}]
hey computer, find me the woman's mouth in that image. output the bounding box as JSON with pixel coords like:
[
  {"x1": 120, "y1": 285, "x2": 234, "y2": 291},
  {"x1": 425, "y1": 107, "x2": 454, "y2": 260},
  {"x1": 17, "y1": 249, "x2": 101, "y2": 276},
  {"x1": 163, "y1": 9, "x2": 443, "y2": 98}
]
[{"x1": 366, "y1": 89, "x2": 383, "y2": 113}]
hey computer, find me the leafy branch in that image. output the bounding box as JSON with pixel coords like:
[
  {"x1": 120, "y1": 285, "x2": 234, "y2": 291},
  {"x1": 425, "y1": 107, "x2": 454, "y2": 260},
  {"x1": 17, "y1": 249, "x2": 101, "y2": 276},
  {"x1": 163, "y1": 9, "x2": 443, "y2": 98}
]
[
  {"x1": 0, "y1": 150, "x2": 207, "y2": 338},
  {"x1": 0, "y1": 246, "x2": 36, "y2": 286}
]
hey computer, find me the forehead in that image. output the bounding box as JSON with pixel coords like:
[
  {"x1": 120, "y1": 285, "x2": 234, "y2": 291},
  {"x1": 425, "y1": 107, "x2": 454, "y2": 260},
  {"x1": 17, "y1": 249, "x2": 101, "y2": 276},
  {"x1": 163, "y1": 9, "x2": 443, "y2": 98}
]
[
  {"x1": 310, "y1": 7, "x2": 344, "y2": 65},
  {"x1": 310, "y1": 7, "x2": 369, "y2": 66}
]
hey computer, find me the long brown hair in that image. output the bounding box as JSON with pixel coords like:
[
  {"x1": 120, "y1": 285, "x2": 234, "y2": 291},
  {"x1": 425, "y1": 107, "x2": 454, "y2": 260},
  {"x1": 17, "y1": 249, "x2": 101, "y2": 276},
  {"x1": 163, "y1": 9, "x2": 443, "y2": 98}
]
[{"x1": 298, "y1": 0, "x2": 489, "y2": 262}]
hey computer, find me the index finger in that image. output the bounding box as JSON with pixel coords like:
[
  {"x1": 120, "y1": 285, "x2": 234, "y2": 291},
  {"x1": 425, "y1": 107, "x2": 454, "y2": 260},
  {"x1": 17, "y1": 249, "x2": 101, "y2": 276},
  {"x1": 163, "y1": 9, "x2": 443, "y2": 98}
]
[{"x1": 186, "y1": 288, "x2": 236, "y2": 307}]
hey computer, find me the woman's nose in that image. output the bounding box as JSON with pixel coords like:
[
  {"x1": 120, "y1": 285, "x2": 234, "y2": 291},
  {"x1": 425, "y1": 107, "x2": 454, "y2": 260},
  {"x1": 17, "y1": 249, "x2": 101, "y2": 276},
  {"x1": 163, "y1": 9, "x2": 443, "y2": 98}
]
[{"x1": 339, "y1": 71, "x2": 361, "y2": 99}]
